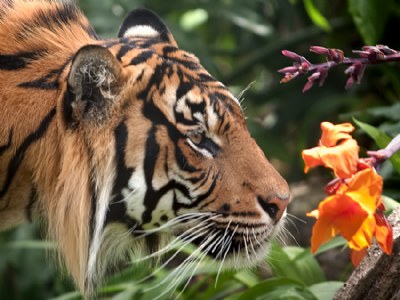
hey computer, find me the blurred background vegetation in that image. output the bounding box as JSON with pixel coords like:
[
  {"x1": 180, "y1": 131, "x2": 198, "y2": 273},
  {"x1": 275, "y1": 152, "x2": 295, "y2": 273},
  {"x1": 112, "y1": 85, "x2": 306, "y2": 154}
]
[{"x1": 1, "y1": 0, "x2": 400, "y2": 299}]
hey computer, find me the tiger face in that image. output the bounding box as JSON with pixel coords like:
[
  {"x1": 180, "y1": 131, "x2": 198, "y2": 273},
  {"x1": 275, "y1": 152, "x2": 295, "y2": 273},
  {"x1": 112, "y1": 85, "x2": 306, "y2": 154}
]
[
  {"x1": 61, "y1": 9, "x2": 289, "y2": 286},
  {"x1": 0, "y1": 1, "x2": 289, "y2": 294}
]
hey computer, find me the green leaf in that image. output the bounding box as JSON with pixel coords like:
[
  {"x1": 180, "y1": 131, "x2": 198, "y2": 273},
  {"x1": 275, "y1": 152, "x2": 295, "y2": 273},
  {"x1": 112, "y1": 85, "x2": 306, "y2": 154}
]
[
  {"x1": 234, "y1": 269, "x2": 260, "y2": 287},
  {"x1": 348, "y1": 0, "x2": 394, "y2": 44},
  {"x1": 303, "y1": 0, "x2": 331, "y2": 32},
  {"x1": 382, "y1": 195, "x2": 400, "y2": 214},
  {"x1": 238, "y1": 277, "x2": 316, "y2": 300},
  {"x1": 314, "y1": 236, "x2": 347, "y2": 256},
  {"x1": 309, "y1": 282, "x2": 343, "y2": 300},
  {"x1": 353, "y1": 118, "x2": 400, "y2": 175},
  {"x1": 180, "y1": 9, "x2": 208, "y2": 31},
  {"x1": 267, "y1": 243, "x2": 325, "y2": 286},
  {"x1": 6, "y1": 240, "x2": 56, "y2": 250},
  {"x1": 48, "y1": 291, "x2": 82, "y2": 300}
]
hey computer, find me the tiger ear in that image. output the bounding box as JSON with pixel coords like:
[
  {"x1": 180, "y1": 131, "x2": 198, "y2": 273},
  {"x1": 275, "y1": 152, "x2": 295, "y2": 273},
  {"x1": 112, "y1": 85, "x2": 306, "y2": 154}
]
[
  {"x1": 118, "y1": 8, "x2": 178, "y2": 47},
  {"x1": 64, "y1": 45, "x2": 124, "y2": 126}
]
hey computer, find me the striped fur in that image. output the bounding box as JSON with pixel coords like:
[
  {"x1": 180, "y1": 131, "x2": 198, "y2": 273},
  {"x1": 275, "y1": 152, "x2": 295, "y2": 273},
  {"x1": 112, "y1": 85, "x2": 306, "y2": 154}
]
[{"x1": 0, "y1": 0, "x2": 290, "y2": 296}]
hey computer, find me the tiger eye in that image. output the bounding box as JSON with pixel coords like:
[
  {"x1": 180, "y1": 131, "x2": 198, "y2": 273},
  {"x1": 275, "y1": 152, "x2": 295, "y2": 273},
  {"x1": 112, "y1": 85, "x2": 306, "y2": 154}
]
[{"x1": 189, "y1": 131, "x2": 203, "y2": 145}]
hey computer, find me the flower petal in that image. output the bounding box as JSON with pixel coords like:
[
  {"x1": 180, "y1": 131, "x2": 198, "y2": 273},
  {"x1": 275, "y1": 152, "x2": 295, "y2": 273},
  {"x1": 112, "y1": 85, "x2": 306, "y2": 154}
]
[
  {"x1": 320, "y1": 122, "x2": 355, "y2": 147},
  {"x1": 374, "y1": 211, "x2": 393, "y2": 255},
  {"x1": 309, "y1": 194, "x2": 366, "y2": 252},
  {"x1": 347, "y1": 215, "x2": 375, "y2": 251},
  {"x1": 345, "y1": 168, "x2": 382, "y2": 215},
  {"x1": 302, "y1": 139, "x2": 359, "y2": 178},
  {"x1": 351, "y1": 248, "x2": 368, "y2": 266}
]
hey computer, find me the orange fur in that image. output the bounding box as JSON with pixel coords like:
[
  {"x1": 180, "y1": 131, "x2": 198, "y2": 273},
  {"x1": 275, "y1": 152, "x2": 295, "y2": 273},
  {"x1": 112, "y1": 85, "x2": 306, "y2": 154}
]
[{"x1": 0, "y1": 1, "x2": 290, "y2": 296}]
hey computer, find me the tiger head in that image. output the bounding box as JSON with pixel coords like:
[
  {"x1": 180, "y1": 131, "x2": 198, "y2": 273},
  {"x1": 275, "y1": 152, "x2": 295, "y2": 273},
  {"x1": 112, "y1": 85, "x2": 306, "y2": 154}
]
[{"x1": 59, "y1": 8, "x2": 289, "y2": 292}]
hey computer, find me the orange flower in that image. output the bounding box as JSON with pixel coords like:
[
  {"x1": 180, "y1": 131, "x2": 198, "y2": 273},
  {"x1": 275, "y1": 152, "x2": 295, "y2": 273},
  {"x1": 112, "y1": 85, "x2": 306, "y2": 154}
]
[
  {"x1": 302, "y1": 122, "x2": 359, "y2": 178},
  {"x1": 307, "y1": 168, "x2": 392, "y2": 257},
  {"x1": 303, "y1": 121, "x2": 394, "y2": 265}
]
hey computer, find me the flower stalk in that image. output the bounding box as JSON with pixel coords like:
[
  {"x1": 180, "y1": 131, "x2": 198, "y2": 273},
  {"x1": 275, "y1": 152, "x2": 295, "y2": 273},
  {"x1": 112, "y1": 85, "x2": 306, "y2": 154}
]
[{"x1": 279, "y1": 45, "x2": 400, "y2": 92}]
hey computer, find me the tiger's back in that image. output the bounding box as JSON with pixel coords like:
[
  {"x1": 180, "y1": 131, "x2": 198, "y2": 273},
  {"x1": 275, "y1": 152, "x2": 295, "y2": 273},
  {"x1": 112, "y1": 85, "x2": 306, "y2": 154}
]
[{"x1": 0, "y1": 0, "x2": 290, "y2": 296}]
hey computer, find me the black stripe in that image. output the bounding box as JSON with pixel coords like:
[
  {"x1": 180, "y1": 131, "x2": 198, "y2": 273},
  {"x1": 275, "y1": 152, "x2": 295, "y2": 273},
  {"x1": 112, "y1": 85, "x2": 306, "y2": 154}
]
[
  {"x1": 88, "y1": 173, "x2": 98, "y2": 246},
  {"x1": 16, "y1": 2, "x2": 81, "y2": 40},
  {"x1": 26, "y1": 186, "x2": 38, "y2": 222},
  {"x1": 130, "y1": 51, "x2": 154, "y2": 65},
  {"x1": 174, "y1": 144, "x2": 198, "y2": 173},
  {"x1": 105, "y1": 120, "x2": 135, "y2": 225},
  {"x1": 142, "y1": 126, "x2": 160, "y2": 223},
  {"x1": 140, "y1": 66, "x2": 199, "y2": 173},
  {"x1": 141, "y1": 124, "x2": 194, "y2": 223},
  {"x1": 18, "y1": 68, "x2": 61, "y2": 90},
  {"x1": 175, "y1": 70, "x2": 193, "y2": 99},
  {"x1": 162, "y1": 47, "x2": 200, "y2": 70},
  {"x1": 188, "y1": 173, "x2": 219, "y2": 208},
  {"x1": 116, "y1": 44, "x2": 134, "y2": 61},
  {"x1": 198, "y1": 73, "x2": 215, "y2": 82},
  {"x1": 0, "y1": 108, "x2": 56, "y2": 199},
  {"x1": 0, "y1": 128, "x2": 13, "y2": 156},
  {"x1": 0, "y1": 51, "x2": 44, "y2": 70}
]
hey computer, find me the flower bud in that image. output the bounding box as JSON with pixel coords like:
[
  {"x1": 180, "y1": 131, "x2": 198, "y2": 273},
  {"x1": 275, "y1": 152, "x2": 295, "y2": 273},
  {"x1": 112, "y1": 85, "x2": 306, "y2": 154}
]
[
  {"x1": 310, "y1": 46, "x2": 329, "y2": 55},
  {"x1": 281, "y1": 50, "x2": 302, "y2": 61},
  {"x1": 277, "y1": 66, "x2": 298, "y2": 74}
]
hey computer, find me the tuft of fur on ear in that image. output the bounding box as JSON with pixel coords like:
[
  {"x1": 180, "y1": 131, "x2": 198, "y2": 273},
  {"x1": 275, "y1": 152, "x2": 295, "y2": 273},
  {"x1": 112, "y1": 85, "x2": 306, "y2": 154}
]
[
  {"x1": 118, "y1": 8, "x2": 177, "y2": 46},
  {"x1": 64, "y1": 45, "x2": 124, "y2": 126}
]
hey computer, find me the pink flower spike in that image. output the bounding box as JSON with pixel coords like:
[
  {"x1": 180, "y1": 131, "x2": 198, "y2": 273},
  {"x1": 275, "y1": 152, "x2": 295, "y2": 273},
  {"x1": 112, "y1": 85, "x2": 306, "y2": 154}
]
[
  {"x1": 376, "y1": 45, "x2": 397, "y2": 55},
  {"x1": 302, "y1": 80, "x2": 314, "y2": 93},
  {"x1": 277, "y1": 66, "x2": 299, "y2": 74},
  {"x1": 280, "y1": 72, "x2": 299, "y2": 83},
  {"x1": 302, "y1": 72, "x2": 320, "y2": 92},
  {"x1": 328, "y1": 49, "x2": 344, "y2": 63},
  {"x1": 282, "y1": 50, "x2": 302, "y2": 61},
  {"x1": 345, "y1": 77, "x2": 354, "y2": 90},
  {"x1": 352, "y1": 50, "x2": 370, "y2": 58},
  {"x1": 318, "y1": 68, "x2": 329, "y2": 86},
  {"x1": 310, "y1": 46, "x2": 329, "y2": 55}
]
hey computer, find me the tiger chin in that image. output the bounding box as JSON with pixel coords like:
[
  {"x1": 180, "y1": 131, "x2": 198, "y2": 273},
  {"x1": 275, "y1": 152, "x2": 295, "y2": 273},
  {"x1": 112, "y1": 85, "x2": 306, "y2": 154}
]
[{"x1": 0, "y1": 0, "x2": 290, "y2": 297}]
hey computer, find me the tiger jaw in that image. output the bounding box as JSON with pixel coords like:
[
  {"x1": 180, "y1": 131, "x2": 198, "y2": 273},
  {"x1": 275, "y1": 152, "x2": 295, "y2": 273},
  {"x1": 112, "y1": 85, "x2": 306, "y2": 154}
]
[{"x1": 162, "y1": 211, "x2": 286, "y2": 267}]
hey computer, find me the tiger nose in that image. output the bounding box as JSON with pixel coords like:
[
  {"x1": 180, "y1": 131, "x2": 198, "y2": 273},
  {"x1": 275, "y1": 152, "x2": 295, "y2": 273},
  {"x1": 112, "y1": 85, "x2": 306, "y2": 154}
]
[{"x1": 257, "y1": 194, "x2": 289, "y2": 221}]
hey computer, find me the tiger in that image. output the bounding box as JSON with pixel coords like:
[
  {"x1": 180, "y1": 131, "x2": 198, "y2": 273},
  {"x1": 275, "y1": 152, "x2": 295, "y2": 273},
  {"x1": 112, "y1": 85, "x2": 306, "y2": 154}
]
[{"x1": 0, "y1": 0, "x2": 290, "y2": 296}]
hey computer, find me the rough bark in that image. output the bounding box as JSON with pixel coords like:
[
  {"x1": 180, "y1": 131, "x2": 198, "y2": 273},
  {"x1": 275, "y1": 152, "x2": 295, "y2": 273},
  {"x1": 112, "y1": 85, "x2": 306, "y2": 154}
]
[{"x1": 333, "y1": 207, "x2": 400, "y2": 300}]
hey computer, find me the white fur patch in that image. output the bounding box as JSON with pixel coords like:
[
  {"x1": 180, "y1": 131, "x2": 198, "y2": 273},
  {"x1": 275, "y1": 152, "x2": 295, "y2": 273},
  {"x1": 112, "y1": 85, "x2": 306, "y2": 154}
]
[
  {"x1": 123, "y1": 25, "x2": 159, "y2": 38},
  {"x1": 87, "y1": 155, "x2": 116, "y2": 282},
  {"x1": 125, "y1": 168, "x2": 147, "y2": 223},
  {"x1": 206, "y1": 105, "x2": 219, "y2": 131}
]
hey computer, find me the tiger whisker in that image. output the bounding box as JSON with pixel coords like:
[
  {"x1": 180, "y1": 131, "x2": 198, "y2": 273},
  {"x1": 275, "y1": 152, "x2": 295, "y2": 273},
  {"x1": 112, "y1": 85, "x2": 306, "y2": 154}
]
[
  {"x1": 243, "y1": 229, "x2": 251, "y2": 261},
  {"x1": 248, "y1": 228, "x2": 257, "y2": 257},
  {"x1": 252, "y1": 227, "x2": 263, "y2": 247},
  {"x1": 133, "y1": 212, "x2": 215, "y2": 237},
  {"x1": 213, "y1": 219, "x2": 232, "y2": 258},
  {"x1": 111, "y1": 188, "x2": 137, "y2": 204},
  {"x1": 280, "y1": 226, "x2": 299, "y2": 246},
  {"x1": 110, "y1": 223, "x2": 138, "y2": 238},
  {"x1": 133, "y1": 219, "x2": 215, "y2": 263},
  {"x1": 286, "y1": 213, "x2": 306, "y2": 224},
  {"x1": 173, "y1": 232, "x2": 221, "y2": 299},
  {"x1": 145, "y1": 230, "x2": 218, "y2": 296},
  {"x1": 215, "y1": 239, "x2": 231, "y2": 287},
  {"x1": 236, "y1": 80, "x2": 255, "y2": 104},
  {"x1": 133, "y1": 226, "x2": 213, "y2": 284},
  {"x1": 172, "y1": 231, "x2": 219, "y2": 299}
]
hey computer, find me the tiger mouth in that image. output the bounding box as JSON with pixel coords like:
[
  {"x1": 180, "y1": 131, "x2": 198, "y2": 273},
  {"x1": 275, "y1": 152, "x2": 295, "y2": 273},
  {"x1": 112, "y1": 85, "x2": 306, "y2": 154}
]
[{"x1": 177, "y1": 219, "x2": 274, "y2": 262}]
